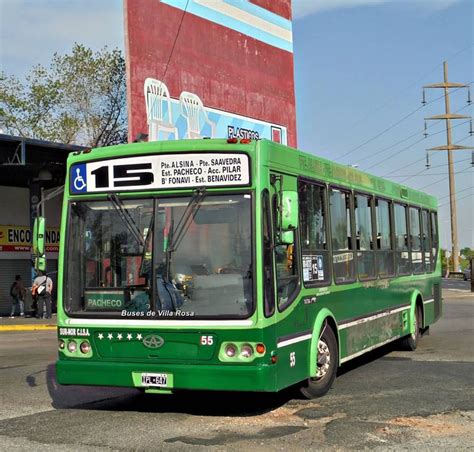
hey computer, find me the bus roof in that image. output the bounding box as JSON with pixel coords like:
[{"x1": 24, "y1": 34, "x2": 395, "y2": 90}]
[
  {"x1": 67, "y1": 138, "x2": 437, "y2": 209},
  {"x1": 261, "y1": 140, "x2": 437, "y2": 209}
]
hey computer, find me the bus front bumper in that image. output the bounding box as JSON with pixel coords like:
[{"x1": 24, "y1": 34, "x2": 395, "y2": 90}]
[{"x1": 56, "y1": 360, "x2": 276, "y2": 392}]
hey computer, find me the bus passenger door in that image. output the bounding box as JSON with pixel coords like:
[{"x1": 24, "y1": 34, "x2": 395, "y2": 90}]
[{"x1": 270, "y1": 172, "x2": 308, "y2": 389}]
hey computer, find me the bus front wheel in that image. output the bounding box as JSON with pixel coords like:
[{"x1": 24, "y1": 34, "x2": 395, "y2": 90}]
[
  {"x1": 300, "y1": 326, "x2": 338, "y2": 399},
  {"x1": 401, "y1": 304, "x2": 422, "y2": 351}
]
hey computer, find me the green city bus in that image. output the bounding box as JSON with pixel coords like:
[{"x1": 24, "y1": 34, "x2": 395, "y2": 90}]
[{"x1": 43, "y1": 138, "x2": 441, "y2": 397}]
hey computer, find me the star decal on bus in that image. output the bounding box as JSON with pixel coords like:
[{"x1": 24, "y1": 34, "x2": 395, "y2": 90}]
[
  {"x1": 117, "y1": 333, "x2": 123, "y2": 340},
  {"x1": 98, "y1": 333, "x2": 104, "y2": 340},
  {"x1": 107, "y1": 333, "x2": 113, "y2": 340},
  {"x1": 127, "y1": 333, "x2": 133, "y2": 340}
]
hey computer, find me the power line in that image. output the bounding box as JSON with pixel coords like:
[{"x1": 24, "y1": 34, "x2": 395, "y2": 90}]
[
  {"x1": 383, "y1": 156, "x2": 426, "y2": 177},
  {"x1": 439, "y1": 192, "x2": 473, "y2": 207},
  {"x1": 360, "y1": 104, "x2": 471, "y2": 169},
  {"x1": 389, "y1": 169, "x2": 471, "y2": 177},
  {"x1": 364, "y1": 120, "x2": 470, "y2": 171},
  {"x1": 387, "y1": 157, "x2": 472, "y2": 177},
  {"x1": 438, "y1": 185, "x2": 473, "y2": 200},
  {"x1": 416, "y1": 164, "x2": 472, "y2": 190},
  {"x1": 162, "y1": 0, "x2": 190, "y2": 83},
  {"x1": 397, "y1": 135, "x2": 472, "y2": 184},
  {"x1": 334, "y1": 84, "x2": 471, "y2": 163},
  {"x1": 336, "y1": 44, "x2": 473, "y2": 138},
  {"x1": 381, "y1": 107, "x2": 471, "y2": 177}
]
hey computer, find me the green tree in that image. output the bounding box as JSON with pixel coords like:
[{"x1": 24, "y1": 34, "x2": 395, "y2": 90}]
[
  {"x1": 460, "y1": 247, "x2": 473, "y2": 271},
  {"x1": 0, "y1": 44, "x2": 127, "y2": 147}
]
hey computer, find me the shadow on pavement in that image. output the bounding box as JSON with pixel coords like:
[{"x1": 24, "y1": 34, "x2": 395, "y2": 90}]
[
  {"x1": 336, "y1": 339, "x2": 410, "y2": 378},
  {"x1": 45, "y1": 363, "x2": 294, "y2": 416}
]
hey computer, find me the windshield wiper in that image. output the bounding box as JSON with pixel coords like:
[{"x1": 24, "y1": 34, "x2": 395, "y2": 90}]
[
  {"x1": 167, "y1": 188, "x2": 206, "y2": 253},
  {"x1": 139, "y1": 214, "x2": 154, "y2": 278},
  {"x1": 164, "y1": 188, "x2": 206, "y2": 280},
  {"x1": 108, "y1": 194, "x2": 145, "y2": 248}
]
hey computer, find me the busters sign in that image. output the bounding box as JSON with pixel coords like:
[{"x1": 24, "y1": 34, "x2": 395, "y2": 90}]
[{"x1": 70, "y1": 153, "x2": 250, "y2": 194}]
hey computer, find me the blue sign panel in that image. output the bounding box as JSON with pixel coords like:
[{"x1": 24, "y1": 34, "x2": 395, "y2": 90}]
[{"x1": 70, "y1": 164, "x2": 87, "y2": 194}]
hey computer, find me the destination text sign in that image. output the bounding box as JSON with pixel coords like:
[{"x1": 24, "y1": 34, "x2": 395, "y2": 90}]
[{"x1": 70, "y1": 153, "x2": 250, "y2": 194}]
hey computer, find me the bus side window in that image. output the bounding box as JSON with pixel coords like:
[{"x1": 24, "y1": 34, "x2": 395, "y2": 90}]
[
  {"x1": 354, "y1": 193, "x2": 376, "y2": 280},
  {"x1": 272, "y1": 195, "x2": 299, "y2": 310},
  {"x1": 422, "y1": 210, "x2": 432, "y2": 273},
  {"x1": 298, "y1": 181, "x2": 330, "y2": 286},
  {"x1": 409, "y1": 207, "x2": 424, "y2": 274},
  {"x1": 394, "y1": 203, "x2": 411, "y2": 275},
  {"x1": 375, "y1": 198, "x2": 395, "y2": 278},
  {"x1": 430, "y1": 211, "x2": 439, "y2": 271},
  {"x1": 329, "y1": 187, "x2": 355, "y2": 283},
  {"x1": 262, "y1": 190, "x2": 275, "y2": 317}
]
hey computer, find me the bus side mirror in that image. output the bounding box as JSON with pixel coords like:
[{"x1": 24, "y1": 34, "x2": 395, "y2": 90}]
[
  {"x1": 35, "y1": 256, "x2": 46, "y2": 272},
  {"x1": 33, "y1": 217, "x2": 46, "y2": 256},
  {"x1": 280, "y1": 230, "x2": 294, "y2": 245},
  {"x1": 281, "y1": 191, "x2": 298, "y2": 231},
  {"x1": 33, "y1": 217, "x2": 47, "y2": 272}
]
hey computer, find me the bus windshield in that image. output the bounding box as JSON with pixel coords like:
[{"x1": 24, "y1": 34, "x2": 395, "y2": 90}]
[{"x1": 65, "y1": 193, "x2": 253, "y2": 318}]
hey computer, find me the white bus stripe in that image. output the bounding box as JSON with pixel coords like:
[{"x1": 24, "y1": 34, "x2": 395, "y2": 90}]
[
  {"x1": 423, "y1": 298, "x2": 435, "y2": 304},
  {"x1": 65, "y1": 318, "x2": 253, "y2": 327},
  {"x1": 277, "y1": 334, "x2": 312, "y2": 349},
  {"x1": 338, "y1": 306, "x2": 410, "y2": 330}
]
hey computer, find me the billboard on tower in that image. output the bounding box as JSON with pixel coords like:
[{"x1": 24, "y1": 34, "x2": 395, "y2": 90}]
[{"x1": 125, "y1": 0, "x2": 296, "y2": 146}]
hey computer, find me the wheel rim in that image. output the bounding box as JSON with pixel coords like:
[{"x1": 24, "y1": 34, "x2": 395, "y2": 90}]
[
  {"x1": 411, "y1": 309, "x2": 419, "y2": 341},
  {"x1": 314, "y1": 339, "x2": 331, "y2": 380}
]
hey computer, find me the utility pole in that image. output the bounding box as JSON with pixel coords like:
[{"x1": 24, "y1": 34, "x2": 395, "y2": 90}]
[{"x1": 423, "y1": 61, "x2": 473, "y2": 273}]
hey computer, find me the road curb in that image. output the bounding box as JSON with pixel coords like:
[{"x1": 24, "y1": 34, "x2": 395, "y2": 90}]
[{"x1": 0, "y1": 324, "x2": 56, "y2": 332}]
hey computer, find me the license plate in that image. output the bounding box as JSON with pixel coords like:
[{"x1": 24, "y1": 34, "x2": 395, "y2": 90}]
[{"x1": 141, "y1": 373, "x2": 168, "y2": 387}]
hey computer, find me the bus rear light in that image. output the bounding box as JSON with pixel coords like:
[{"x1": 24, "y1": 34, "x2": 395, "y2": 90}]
[
  {"x1": 67, "y1": 340, "x2": 77, "y2": 353},
  {"x1": 58, "y1": 339, "x2": 65, "y2": 350},
  {"x1": 80, "y1": 341, "x2": 91, "y2": 354},
  {"x1": 240, "y1": 138, "x2": 251, "y2": 144},
  {"x1": 256, "y1": 343, "x2": 265, "y2": 354},
  {"x1": 225, "y1": 344, "x2": 237, "y2": 357},
  {"x1": 240, "y1": 344, "x2": 254, "y2": 358},
  {"x1": 227, "y1": 138, "x2": 238, "y2": 144},
  {"x1": 271, "y1": 355, "x2": 278, "y2": 364}
]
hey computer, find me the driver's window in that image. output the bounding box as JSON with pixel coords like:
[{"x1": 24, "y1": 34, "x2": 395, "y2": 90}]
[{"x1": 272, "y1": 194, "x2": 299, "y2": 310}]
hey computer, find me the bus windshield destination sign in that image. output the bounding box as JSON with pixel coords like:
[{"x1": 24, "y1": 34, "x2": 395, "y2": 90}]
[{"x1": 70, "y1": 153, "x2": 250, "y2": 193}]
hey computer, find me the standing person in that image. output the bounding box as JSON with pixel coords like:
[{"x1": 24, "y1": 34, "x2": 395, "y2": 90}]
[
  {"x1": 9, "y1": 275, "x2": 25, "y2": 318},
  {"x1": 32, "y1": 271, "x2": 53, "y2": 319}
]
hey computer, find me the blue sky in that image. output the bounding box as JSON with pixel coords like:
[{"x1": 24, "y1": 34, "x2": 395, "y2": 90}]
[{"x1": 1, "y1": 0, "x2": 472, "y2": 249}]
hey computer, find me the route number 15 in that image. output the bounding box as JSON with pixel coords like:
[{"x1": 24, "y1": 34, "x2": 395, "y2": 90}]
[{"x1": 91, "y1": 163, "x2": 154, "y2": 189}]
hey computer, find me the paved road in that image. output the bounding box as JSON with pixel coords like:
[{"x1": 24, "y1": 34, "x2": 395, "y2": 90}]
[
  {"x1": 442, "y1": 277, "x2": 471, "y2": 292},
  {"x1": 0, "y1": 290, "x2": 473, "y2": 450}
]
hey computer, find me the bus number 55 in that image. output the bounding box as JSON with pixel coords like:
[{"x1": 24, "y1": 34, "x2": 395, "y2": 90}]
[{"x1": 200, "y1": 336, "x2": 213, "y2": 345}]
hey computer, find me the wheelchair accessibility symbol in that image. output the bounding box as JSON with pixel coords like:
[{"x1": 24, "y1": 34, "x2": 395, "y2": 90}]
[{"x1": 71, "y1": 164, "x2": 87, "y2": 193}]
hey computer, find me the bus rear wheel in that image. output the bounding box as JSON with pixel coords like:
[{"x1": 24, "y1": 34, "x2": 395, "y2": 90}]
[
  {"x1": 300, "y1": 326, "x2": 338, "y2": 399},
  {"x1": 401, "y1": 305, "x2": 422, "y2": 351}
]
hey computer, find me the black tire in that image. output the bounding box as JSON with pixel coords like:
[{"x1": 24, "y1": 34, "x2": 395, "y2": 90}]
[
  {"x1": 300, "y1": 326, "x2": 338, "y2": 399},
  {"x1": 401, "y1": 305, "x2": 422, "y2": 351}
]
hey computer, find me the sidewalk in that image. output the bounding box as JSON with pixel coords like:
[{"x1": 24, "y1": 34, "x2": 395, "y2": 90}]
[
  {"x1": 0, "y1": 314, "x2": 56, "y2": 332},
  {"x1": 443, "y1": 289, "x2": 473, "y2": 300}
]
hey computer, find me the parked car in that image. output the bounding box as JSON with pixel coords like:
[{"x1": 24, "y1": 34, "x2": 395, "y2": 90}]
[{"x1": 464, "y1": 268, "x2": 472, "y2": 281}]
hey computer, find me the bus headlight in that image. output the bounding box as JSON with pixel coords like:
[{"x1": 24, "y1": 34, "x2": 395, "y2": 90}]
[
  {"x1": 225, "y1": 344, "x2": 237, "y2": 357},
  {"x1": 58, "y1": 339, "x2": 65, "y2": 350},
  {"x1": 67, "y1": 340, "x2": 77, "y2": 353},
  {"x1": 240, "y1": 344, "x2": 254, "y2": 358}
]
